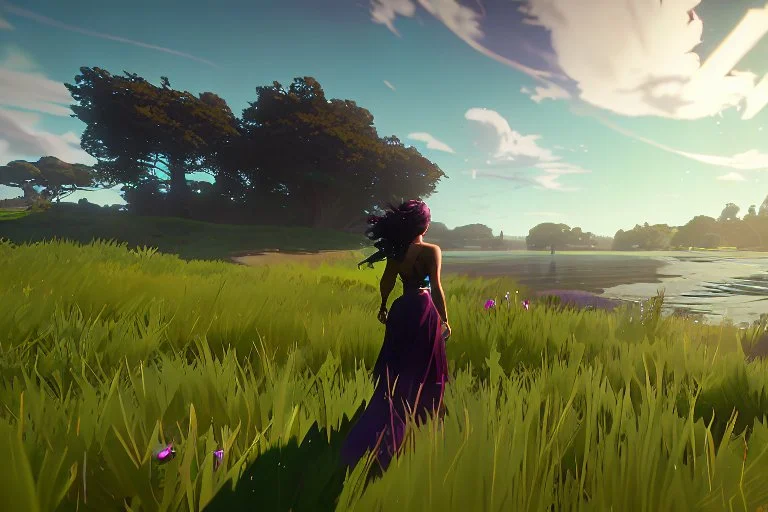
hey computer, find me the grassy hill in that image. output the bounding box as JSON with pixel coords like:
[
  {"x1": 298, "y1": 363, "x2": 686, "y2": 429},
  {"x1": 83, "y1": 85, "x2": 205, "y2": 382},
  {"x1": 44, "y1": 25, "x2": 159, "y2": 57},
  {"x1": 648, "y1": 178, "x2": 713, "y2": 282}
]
[{"x1": 0, "y1": 205, "x2": 369, "y2": 261}]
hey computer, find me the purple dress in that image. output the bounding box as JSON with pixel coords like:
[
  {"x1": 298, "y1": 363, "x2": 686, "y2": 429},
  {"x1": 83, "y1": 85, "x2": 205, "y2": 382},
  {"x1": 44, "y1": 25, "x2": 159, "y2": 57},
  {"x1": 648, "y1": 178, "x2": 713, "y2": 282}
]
[{"x1": 340, "y1": 254, "x2": 449, "y2": 471}]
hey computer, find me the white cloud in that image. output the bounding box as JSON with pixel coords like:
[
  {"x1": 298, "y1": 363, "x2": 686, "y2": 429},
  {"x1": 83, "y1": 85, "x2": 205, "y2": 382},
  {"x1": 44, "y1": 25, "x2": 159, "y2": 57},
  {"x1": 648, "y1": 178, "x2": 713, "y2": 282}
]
[
  {"x1": 384, "y1": 80, "x2": 396, "y2": 91},
  {"x1": 370, "y1": 0, "x2": 568, "y2": 95},
  {"x1": 596, "y1": 115, "x2": 768, "y2": 172},
  {"x1": 520, "y1": 0, "x2": 768, "y2": 120},
  {"x1": 523, "y1": 83, "x2": 570, "y2": 103},
  {"x1": 0, "y1": 16, "x2": 12, "y2": 30},
  {"x1": 0, "y1": 108, "x2": 93, "y2": 165},
  {"x1": 464, "y1": 107, "x2": 589, "y2": 190},
  {"x1": 0, "y1": 67, "x2": 73, "y2": 116},
  {"x1": 716, "y1": 172, "x2": 746, "y2": 181},
  {"x1": 371, "y1": 0, "x2": 417, "y2": 36},
  {"x1": 407, "y1": 132, "x2": 455, "y2": 153},
  {"x1": 374, "y1": 0, "x2": 768, "y2": 121},
  {"x1": 678, "y1": 149, "x2": 768, "y2": 171},
  {"x1": 465, "y1": 107, "x2": 556, "y2": 161}
]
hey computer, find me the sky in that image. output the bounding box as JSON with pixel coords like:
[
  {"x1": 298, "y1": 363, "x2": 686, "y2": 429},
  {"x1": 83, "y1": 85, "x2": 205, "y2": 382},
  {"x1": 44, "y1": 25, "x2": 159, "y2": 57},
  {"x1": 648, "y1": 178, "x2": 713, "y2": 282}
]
[{"x1": 1, "y1": 0, "x2": 768, "y2": 236}]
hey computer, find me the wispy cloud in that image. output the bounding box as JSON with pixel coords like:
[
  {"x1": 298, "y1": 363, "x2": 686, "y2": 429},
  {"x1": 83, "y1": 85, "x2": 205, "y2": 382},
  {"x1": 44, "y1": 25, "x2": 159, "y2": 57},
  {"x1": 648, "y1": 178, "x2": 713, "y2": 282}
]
[
  {"x1": 595, "y1": 114, "x2": 768, "y2": 172},
  {"x1": 520, "y1": 84, "x2": 569, "y2": 104},
  {"x1": 0, "y1": 2, "x2": 218, "y2": 67},
  {"x1": 369, "y1": 0, "x2": 569, "y2": 96},
  {"x1": 465, "y1": 107, "x2": 589, "y2": 190},
  {"x1": 0, "y1": 15, "x2": 11, "y2": 29},
  {"x1": 383, "y1": 79, "x2": 396, "y2": 91},
  {"x1": 1, "y1": 44, "x2": 37, "y2": 71},
  {"x1": 716, "y1": 172, "x2": 747, "y2": 181},
  {"x1": 0, "y1": 66, "x2": 73, "y2": 116},
  {"x1": 0, "y1": 47, "x2": 92, "y2": 164},
  {"x1": 407, "y1": 132, "x2": 455, "y2": 153},
  {"x1": 0, "y1": 108, "x2": 93, "y2": 165}
]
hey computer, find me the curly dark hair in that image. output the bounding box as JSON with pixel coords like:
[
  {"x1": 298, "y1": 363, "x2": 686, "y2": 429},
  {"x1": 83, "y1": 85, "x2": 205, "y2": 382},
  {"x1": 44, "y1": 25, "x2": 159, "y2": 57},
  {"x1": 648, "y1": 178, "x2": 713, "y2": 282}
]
[{"x1": 357, "y1": 199, "x2": 431, "y2": 269}]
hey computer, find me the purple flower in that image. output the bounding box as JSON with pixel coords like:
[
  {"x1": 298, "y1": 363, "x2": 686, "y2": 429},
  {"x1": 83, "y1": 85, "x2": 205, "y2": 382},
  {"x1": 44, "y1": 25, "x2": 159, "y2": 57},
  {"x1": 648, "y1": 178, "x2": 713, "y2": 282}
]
[
  {"x1": 522, "y1": 299, "x2": 530, "y2": 311},
  {"x1": 214, "y1": 449, "x2": 224, "y2": 470},
  {"x1": 484, "y1": 299, "x2": 496, "y2": 310},
  {"x1": 154, "y1": 444, "x2": 176, "y2": 464}
]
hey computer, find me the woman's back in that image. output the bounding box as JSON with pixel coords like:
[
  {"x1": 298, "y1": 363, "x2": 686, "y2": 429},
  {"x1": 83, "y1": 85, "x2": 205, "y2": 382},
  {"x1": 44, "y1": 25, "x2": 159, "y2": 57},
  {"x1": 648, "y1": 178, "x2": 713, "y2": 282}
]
[{"x1": 394, "y1": 242, "x2": 436, "y2": 289}]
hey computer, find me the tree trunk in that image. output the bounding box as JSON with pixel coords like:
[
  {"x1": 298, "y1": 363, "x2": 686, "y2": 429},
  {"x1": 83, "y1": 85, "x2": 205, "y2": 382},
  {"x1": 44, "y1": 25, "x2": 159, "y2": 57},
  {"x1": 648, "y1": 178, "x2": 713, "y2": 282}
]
[
  {"x1": 168, "y1": 156, "x2": 190, "y2": 218},
  {"x1": 22, "y1": 183, "x2": 39, "y2": 204}
]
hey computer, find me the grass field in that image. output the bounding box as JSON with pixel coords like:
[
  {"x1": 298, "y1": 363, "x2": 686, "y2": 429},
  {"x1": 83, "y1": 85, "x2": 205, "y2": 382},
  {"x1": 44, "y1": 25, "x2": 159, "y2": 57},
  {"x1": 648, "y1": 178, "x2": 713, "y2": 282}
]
[
  {"x1": 0, "y1": 206, "x2": 368, "y2": 260},
  {"x1": 2, "y1": 235, "x2": 768, "y2": 511},
  {"x1": 0, "y1": 208, "x2": 31, "y2": 221}
]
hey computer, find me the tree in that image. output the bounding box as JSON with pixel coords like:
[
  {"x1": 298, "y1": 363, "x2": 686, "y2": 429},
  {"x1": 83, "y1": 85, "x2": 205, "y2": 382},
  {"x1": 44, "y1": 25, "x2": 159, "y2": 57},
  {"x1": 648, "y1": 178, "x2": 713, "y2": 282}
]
[
  {"x1": 670, "y1": 216, "x2": 718, "y2": 248},
  {"x1": 612, "y1": 223, "x2": 674, "y2": 250},
  {"x1": 526, "y1": 223, "x2": 571, "y2": 253},
  {"x1": 718, "y1": 202, "x2": 740, "y2": 222},
  {"x1": 65, "y1": 67, "x2": 240, "y2": 217},
  {"x1": 452, "y1": 223, "x2": 494, "y2": 240},
  {"x1": 0, "y1": 157, "x2": 97, "y2": 204},
  {"x1": 746, "y1": 204, "x2": 757, "y2": 218},
  {"x1": 238, "y1": 77, "x2": 446, "y2": 229},
  {"x1": 759, "y1": 194, "x2": 768, "y2": 216}
]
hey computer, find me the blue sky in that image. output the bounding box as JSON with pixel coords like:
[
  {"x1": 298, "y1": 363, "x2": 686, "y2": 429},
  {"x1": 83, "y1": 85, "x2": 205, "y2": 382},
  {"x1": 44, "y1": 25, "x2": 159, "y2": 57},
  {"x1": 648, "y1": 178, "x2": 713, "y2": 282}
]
[{"x1": 1, "y1": 0, "x2": 767, "y2": 236}]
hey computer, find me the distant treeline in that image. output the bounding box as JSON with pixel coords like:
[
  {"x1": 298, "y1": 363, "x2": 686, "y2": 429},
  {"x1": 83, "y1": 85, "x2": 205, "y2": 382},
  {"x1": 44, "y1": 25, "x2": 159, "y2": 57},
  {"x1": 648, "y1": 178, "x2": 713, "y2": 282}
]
[
  {"x1": 612, "y1": 202, "x2": 768, "y2": 250},
  {"x1": 424, "y1": 222, "x2": 612, "y2": 251}
]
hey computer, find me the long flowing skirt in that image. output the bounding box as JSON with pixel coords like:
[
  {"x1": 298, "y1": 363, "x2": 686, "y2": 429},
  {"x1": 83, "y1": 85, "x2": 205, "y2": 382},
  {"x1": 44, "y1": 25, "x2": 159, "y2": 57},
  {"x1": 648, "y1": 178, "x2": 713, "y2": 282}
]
[{"x1": 340, "y1": 289, "x2": 449, "y2": 471}]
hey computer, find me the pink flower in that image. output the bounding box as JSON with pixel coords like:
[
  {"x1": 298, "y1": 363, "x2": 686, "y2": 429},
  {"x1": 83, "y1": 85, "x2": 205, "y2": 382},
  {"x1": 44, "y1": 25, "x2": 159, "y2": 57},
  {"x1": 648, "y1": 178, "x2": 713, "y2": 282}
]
[
  {"x1": 154, "y1": 444, "x2": 176, "y2": 464},
  {"x1": 484, "y1": 299, "x2": 496, "y2": 310}
]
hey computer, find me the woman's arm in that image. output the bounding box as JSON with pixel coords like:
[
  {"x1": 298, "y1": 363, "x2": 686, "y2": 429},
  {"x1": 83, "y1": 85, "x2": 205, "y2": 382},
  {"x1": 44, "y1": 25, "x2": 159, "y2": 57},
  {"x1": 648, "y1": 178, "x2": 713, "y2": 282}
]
[
  {"x1": 379, "y1": 257, "x2": 397, "y2": 310},
  {"x1": 429, "y1": 246, "x2": 449, "y2": 323}
]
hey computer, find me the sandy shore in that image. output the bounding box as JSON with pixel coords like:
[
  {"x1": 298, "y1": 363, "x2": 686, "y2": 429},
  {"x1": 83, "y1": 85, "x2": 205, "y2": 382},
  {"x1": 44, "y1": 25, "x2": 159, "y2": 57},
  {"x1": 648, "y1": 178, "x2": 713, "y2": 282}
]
[{"x1": 231, "y1": 249, "x2": 360, "y2": 268}]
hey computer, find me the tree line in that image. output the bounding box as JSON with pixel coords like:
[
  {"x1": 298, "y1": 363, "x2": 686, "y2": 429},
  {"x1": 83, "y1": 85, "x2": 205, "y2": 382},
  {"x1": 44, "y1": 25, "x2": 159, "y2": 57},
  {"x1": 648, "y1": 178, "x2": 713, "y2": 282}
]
[
  {"x1": 1, "y1": 68, "x2": 447, "y2": 231},
  {"x1": 522, "y1": 200, "x2": 768, "y2": 252},
  {"x1": 612, "y1": 200, "x2": 768, "y2": 250}
]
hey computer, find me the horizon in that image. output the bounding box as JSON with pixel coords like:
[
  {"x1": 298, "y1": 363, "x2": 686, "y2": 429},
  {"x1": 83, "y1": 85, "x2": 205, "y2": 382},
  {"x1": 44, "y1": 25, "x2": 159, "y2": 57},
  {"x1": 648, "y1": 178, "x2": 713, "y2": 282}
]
[{"x1": 0, "y1": 0, "x2": 767, "y2": 237}]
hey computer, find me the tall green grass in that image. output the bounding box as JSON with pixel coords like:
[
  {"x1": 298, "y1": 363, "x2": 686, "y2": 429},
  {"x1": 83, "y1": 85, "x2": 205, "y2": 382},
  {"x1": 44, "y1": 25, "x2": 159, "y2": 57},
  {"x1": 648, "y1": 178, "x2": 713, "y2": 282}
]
[{"x1": 1, "y1": 238, "x2": 768, "y2": 510}]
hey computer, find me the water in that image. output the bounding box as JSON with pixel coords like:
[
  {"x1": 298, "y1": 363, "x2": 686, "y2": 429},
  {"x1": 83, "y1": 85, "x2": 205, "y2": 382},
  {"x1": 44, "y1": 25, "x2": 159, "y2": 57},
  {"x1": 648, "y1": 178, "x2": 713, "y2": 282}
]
[{"x1": 441, "y1": 250, "x2": 768, "y2": 325}]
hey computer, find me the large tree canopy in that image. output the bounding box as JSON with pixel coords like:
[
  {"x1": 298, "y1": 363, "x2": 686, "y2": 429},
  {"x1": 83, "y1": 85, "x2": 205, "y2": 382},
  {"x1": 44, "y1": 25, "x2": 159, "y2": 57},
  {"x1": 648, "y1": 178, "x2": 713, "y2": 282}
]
[
  {"x1": 65, "y1": 67, "x2": 240, "y2": 216},
  {"x1": 238, "y1": 77, "x2": 446, "y2": 228},
  {"x1": 0, "y1": 156, "x2": 96, "y2": 203},
  {"x1": 63, "y1": 70, "x2": 445, "y2": 227}
]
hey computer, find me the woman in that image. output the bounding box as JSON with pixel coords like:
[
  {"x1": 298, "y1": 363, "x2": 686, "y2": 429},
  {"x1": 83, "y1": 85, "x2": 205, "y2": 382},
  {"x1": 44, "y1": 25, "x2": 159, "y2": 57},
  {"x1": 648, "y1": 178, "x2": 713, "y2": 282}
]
[{"x1": 340, "y1": 199, "x2": 451, "y2": 472}]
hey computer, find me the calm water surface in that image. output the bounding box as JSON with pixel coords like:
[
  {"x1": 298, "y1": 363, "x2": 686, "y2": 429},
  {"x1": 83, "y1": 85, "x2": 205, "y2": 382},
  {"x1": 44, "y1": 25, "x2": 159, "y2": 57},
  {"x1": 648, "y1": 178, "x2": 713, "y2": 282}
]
[{"x1": 442, "y1": 250, "x2": 768, "y2": 325}]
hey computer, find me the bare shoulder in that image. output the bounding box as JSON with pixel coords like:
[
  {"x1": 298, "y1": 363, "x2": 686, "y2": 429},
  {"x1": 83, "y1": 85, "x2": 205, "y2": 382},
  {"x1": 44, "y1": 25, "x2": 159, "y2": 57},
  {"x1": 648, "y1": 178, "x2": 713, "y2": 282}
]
[{"x1": 419, "y1": 242, "x2": 441, "y2": 260}]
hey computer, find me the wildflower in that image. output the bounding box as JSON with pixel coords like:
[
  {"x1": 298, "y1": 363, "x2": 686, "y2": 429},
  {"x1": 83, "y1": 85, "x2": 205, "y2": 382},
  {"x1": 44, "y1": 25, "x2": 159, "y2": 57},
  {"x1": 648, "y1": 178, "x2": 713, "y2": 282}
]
[
  {"x1": 504, "y1": 291, "x2": 511, "y2": 307},
  {"x1": 154, "y1": 444, "x2": 176, "y2": 464},
  {"x1": 214, "y1": 449, "x2": 224, "y2": 470},
  {"x1": 522, "y1": 299, "x2": 530, "y2": 311},
  {"x1": 484, "y1": 299, "x2": 496, "y2": 310}
]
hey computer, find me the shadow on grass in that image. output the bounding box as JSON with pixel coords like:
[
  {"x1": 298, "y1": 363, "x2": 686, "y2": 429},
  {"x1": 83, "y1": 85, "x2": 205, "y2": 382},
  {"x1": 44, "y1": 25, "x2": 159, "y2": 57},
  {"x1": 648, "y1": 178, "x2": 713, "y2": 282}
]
[{"x1": 205, "y1": 406, "x2": 366, "y2": 512}]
